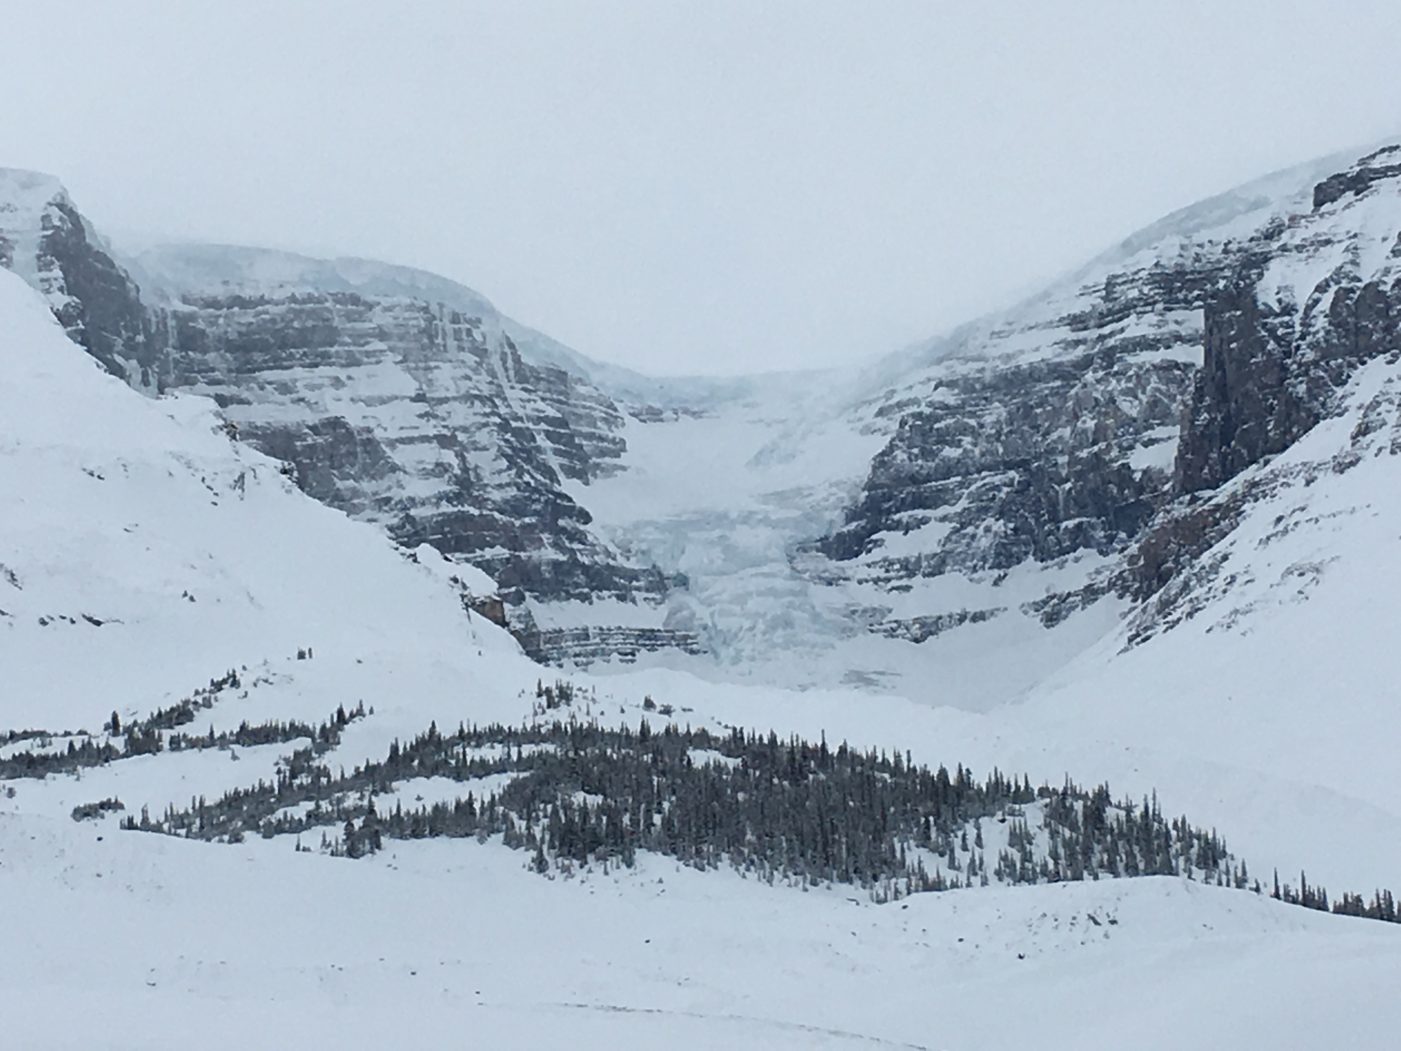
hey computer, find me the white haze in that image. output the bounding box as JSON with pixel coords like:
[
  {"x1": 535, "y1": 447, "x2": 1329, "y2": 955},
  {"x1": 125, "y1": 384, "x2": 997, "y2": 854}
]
[{"x1": 2, "y1": 1, "x2": 1400, "y2": 374}]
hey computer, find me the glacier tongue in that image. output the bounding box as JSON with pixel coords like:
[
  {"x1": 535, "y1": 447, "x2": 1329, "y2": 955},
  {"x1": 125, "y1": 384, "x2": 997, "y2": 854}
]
[{"x1": 573, "y1": 375, "x2": 884, "y2": 673}]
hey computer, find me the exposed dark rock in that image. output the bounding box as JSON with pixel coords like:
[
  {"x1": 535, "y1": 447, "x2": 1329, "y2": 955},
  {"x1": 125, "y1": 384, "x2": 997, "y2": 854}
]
[
  {"x1": 1175, "y1": 150, "x2": 1401, "y2": 495},
  {"x1": 467, "y1": 594, "x2": 509, "y2": 629},
  {"x1": 239, "y1": 416, "x2": 400, "y2": 513},
  {"x1": 0, "y1": 171, "x2": 160, "y2": 388},
  {"x1": 877, "y1": 607, "x2": 1004, "y2": 643},
  {"x1": 1312, "y1": 145, "x2": 1401, "y2": 209},
  {"x1": 1114, "y1": 489, "x2": 1247, "y2": 606},
  {"x1": 822, "y1": 348, "x2": 1191, "y2": 581},
  {"x1": 1175, "y1": 270, "x2": 1400, "y2": 494},
  {"x1": 41, "y1": 200, "x2": 162, "y2": 388},
  {"x1": 516, "y1": 625, "x2": 705, "y2": 665}
]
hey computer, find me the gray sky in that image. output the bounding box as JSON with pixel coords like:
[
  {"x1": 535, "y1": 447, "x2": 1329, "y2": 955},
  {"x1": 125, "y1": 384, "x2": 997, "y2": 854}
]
[{"x1": 4, "y1": 2, "x2": 1400, "y2": 375}]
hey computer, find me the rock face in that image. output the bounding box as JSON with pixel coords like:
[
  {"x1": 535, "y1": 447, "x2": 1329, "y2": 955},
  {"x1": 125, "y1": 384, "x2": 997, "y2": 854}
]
[
  {"x1": 133, "y1": 245, "x2": 696, "y2": 660},
  {"x1": 808, "y1": 167, "x2": 1282, "y2": 646},
  {"x1": 0, "y1": 169, "x2": 160, "y2": 388},
  {"x1": 821, "y1": 351, "x2": 1188, "y2": 573},
  {"x1": 811, "y1": 143, "x2": 1401, "y2": 658},
  {"x1": 1313, "y1": 147, "x2": 1401, "y2": 209},
  {"x1": 0, "y1": 185, "x2": 696, "y2": 664},
  {"x1": 1126, "y1": 145, "x2": 1401, "y2": 608},
  {"x1": 1177, "y1": 146, "x2": 1401, "y2": 493}
]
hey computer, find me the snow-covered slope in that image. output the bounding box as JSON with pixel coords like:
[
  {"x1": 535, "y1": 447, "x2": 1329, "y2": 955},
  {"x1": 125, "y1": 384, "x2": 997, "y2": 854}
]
[
  {"x1": 1020, "y1": 352, "x2": 1401, "y2": 889},
  {"x1": 0, "y1": 265, "x2": 532, "y2": 730}
]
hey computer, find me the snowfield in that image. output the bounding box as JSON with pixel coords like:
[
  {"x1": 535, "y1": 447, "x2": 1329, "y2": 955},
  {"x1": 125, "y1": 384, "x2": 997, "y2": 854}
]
[{"x1": 3, "y1": 810, "x2": 1400, "y2": 1051}]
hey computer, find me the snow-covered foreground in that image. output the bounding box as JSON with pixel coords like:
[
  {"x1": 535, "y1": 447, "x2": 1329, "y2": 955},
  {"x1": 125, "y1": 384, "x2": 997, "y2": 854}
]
[{"x1": 4, "y1": 810, "x2": 1400, "y2": 1051}]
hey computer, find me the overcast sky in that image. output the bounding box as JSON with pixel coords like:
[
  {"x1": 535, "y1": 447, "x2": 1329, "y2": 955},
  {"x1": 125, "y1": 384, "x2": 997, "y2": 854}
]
[{"x1": 4, "y1": 2, "x2": 1400, "y2": 375}]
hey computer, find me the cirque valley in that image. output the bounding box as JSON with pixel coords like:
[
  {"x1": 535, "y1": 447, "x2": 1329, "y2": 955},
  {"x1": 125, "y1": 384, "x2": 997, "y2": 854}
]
[{"x1": 5, "y1": 131, "x2": 1401, "y2": 1048}]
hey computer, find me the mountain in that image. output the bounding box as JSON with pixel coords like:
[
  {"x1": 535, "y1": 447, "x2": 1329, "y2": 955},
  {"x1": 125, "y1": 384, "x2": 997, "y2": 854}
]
[
  {"x1": 808, "y1": 147, "x2": 1393, "y2": 648},
  {"x1": 6, "y1": 143, "x2": 1401, "y2": 1047},
  {"x1": 0, "y1": 264, "x2": 533, "y2": 732},
  {"x1": 0, "y1": 175, "x2": 707, "y2": 665},
  {"x1": 6, "y1": 141, "x2": 1401, "y2": 699},
  {"x1": 1127, "y1": 144, "x2": 1401, "y2": 611},
  {"x1": 131, "y1": 243, "x2": 700, "y2": 663},
  {"x1": 561, "y1": 142, "x2": 1401, "y2": 700}
]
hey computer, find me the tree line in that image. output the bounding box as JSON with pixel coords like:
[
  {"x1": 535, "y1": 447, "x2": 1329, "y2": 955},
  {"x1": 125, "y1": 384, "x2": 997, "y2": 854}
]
[
  {"x1": 0, "y1": 665, "x2": 365, "y2": 780},
  {"x1": 133, "y1": 716, "x2": 1244, "y2": 902}
]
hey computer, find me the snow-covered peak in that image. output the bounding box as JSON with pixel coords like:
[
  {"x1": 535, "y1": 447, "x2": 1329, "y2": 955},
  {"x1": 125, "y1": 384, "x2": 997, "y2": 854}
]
[
  {"x1": 852, "y1": 140, "x2": 1401, "y2": 406},
  {"x1": 1256, "y1": 149, "x2": 1401, "y2": 310},
  {"x1": 129, "y1": 239, "x2": 687, "y2": 404},
  {"x1": 0, "y1": 166, "x2": 69, "y2": 211},
  {"x1": 1083, "y1": 144, "x2": 1369, "y2": 274}
]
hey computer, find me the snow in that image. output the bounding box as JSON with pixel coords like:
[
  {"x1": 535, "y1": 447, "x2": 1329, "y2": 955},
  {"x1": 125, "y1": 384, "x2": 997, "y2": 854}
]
[
  {"x1": 567, "y1": 386, "x2": 896, "y2": 678},
  {"x1": 1256, "y1": 159, "x2": 1401, "y2": 314},
  {"x1": 856, "y1": 515, "x2": 956, "y2": 559},
  {"x1": 364, "y1": 772, "x2": 524, "y2": 810},
  {"x1": 132, "y1": 243, "x2": 498, "y2": 318},
  {"x1": 0, "y1": 167, "x2": 75, "y2": 310},
  {"x1": 529, "y1": 597, "x2": 670, "y2": 630},
  {"x1": 1126, "y1": 425, "x2": 1180, "y2": 471},
  {"x1": 411, "y1": 542, "x2": 498, "y2": 596},
  {"x1": 3, "y1": 812, "x2": 1400, "y2": 1050}
]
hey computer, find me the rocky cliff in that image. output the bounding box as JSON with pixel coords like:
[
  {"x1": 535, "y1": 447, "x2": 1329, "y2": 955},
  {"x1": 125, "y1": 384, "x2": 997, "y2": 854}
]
[
  {"x1": 1125, "y1": 145, "x2": 1401, "y2": 610},
  {"x1": 0, "y1": 179, "x2": 698, "y2": 664},
  {"x1": 811, "y1": 143, "x2": 1400, "y2": 661},
  {"x1": 138, "y1": 246, "x2": 707, "y2": 662},
  {"x1": 0, "y1": 169, "x2": 161, "y2": 388},
  {"x1": 1176, "y1": 146, "x2": 1401, "y2": 493}
]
